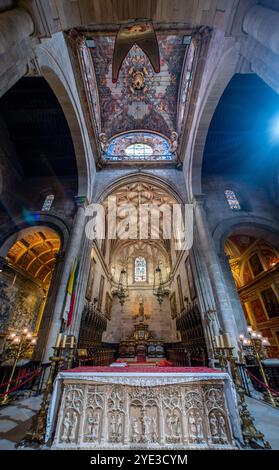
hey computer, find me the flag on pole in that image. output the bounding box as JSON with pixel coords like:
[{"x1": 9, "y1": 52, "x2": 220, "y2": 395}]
[{"x1": 63, "y1": 258, "x2": 80, "y2": 327}]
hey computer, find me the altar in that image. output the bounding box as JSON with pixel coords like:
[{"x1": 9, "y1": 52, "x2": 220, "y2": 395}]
[
  {"x1": 47, "y1": 366, "x2": 241, "y2": 450},
  {"x1": 118, "y1": 323, "x2": 165, "y2": 361}
]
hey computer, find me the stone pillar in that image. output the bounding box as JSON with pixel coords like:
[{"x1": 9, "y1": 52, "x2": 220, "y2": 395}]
[
  {"x1": 218, "y1": 252, "x2": 248, "y2": 336},
  {"x1": 67, "y1": 235, "x2": 92, "y2": 340},
  {"x1": 190, "y1": 244, "x2": 220, "y2": 363},
  {"x1": 0, "y1": 7, "x2": 34, "y2": 56},
  {"x1": 43, "y1": 196, "x2": 88, "y2": 361},
  {"x1": 193, "y1": 195, "x2": 239, "y2": 352},
  {"x1": 243, "y1": 5, "x2": 279, "y2": 55},
  {"x1": 33, "y1": 250, "x2": 65, "y2": 362}
]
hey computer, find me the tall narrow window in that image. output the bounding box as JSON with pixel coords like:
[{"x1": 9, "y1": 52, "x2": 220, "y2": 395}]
[
  {"x1": 134, "y1": 257, "x2": 147, "y2": 282},
  {"x1": 225, "y1": 190, "x2": 241, "y2": 210},
  {"x1": 177, "y1": 274, "x2": 184, "y2": 312},
  {"x1": 42, "y1": 194, "x2": 54, "y2": 211},
  {"x1": 98, "y1": 275, "x2": 105, "y2": 310}
]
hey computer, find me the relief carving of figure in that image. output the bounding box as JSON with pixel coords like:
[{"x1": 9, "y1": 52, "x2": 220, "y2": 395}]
[
  {"x1": 188, "y1": 410, "x2": 203, "y2": 442},
  {"x1": 116, "y1": 414, "x2": 123, "y2": 437},
  {"x1": 218, "y1": 413, "x2": 228, "y2": 441},
  {"x1": 141, "y1": 413, "x2": 149, "y2": 437},
  {"x1": 61, "y1": 411, "x2": 71, "y2": 442},
  {"x1": 110, "y1": 414, "x2": 116, "y2": 435},
  {"x1": 88, "y1": 413, "x2": 100, "y2": 439},
  {"x1": 69, "y1": 412, "x2": 78, "y2": 442},
  {"x1": 166, "y1": 411, "x2": 181, "y2": 441},
  {"x1": 61, "y1": 411, "x2": 78, "y2": 443},
  {"x1": 150, "y1": 416, "x2": 158, "y2": 442},
  {"x1": 209, "y1": 412, "x2": 218, "y2": 437},
  {"x1": 132, "y1": 418, "x2": 140, "y2": 441}
]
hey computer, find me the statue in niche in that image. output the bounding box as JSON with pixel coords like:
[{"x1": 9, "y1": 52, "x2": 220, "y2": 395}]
[
  {"x1": 110, "y1": 414, "x2": 116, "y2": 435},
  {"x1": 141, "y1": 412, "x2": 150, "y2": 437},
  {"x1": 61, "y1": 411, "x2": 71, "y2": 442},
  {"x1": 87, "y1": 412, "x2": 100, "y2": 439},
  {"x1": 116, "y1": 414, "x2": 123, "y2": 437},
  {"x1": 150, "y1": 416, "x2": 158, "y2": 442},
  {"x1": 61, "y1": 411, "x2": 78, "y2": 442},
  {"x1": 209, "y1": 412, "x2": 218, "y2": 437},
  {"x1": 188, "y1": 410, "x2": 203, "y2": 442},
  {"x1": 166, "y1": 412, "x2": 181, "y2": 441},
  {"x1": 69, "y1": 412, "x2": 78, "y2": 442},
  {"x1": 218, "y1": 413, "x2": 228, "y2": 441},
  {"x1": 132, "y1": 417, "x2": 140, "y2": 442},
  {"x1": 110, "y1": 413, "x2": 122, "y2": 442},
  {"x1": 134, "y1": 296, "x2": 150, "y2": 323}
]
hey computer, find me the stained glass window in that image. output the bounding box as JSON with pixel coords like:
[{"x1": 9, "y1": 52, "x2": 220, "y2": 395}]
[
  {"x1": 134, "y1": 257, "x2": 147, "y2": 282},
  {"x1": 125, "y1": 143, "x2": 153, "y2": 158},
  {"x1": 42, "y1": 194, "x2": 54, "y2": 211},
  {"x1": 225, "y1": 190, "x2": 241, "y2": 210}
]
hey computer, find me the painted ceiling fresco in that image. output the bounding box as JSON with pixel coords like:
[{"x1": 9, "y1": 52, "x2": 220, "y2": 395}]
[
  {"x1": 90, "y1": 34, "x2": 189, "y2": 132},
  {"x1": 78, "y1": 31, "x2": 195, "y2": 161}
]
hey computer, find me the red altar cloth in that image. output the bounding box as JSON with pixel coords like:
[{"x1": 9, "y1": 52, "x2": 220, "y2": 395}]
[{"x1": 65, "y1": 366, "x2": 221, "y2": 373}]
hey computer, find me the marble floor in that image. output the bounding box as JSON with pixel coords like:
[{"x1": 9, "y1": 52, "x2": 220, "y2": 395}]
[
  {"x1": 0, "y1": 395, "x2": 278, "y2": 450},
  {"x1": 0, "y1": 395, "x2": 42, "y2": 450}
]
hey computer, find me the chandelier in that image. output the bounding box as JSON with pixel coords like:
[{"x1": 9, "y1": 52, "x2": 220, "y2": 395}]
[
  {"x1": 116, "y1": 267, "x2": 129, "y2": 307},
  {"x1": 153, "y1": 265, "x2": 167, "y2": 309}
]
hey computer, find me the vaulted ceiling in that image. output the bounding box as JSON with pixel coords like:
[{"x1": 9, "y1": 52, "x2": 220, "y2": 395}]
[
  {"x1": 202, "y1": 74, "x2": 279, "y2": 178},
  {"x1": 6, "y1": 227, "x2": 61, "y2": 285},
  {"x1": 0, "y1": 77, "x2": 78, "y2": 181},
  {"x1": 75, "y1": 25, "x2": 197, "y2": 161},
  {"x1": 90, "y1": 34, "x2": 187, "y2": 139}
]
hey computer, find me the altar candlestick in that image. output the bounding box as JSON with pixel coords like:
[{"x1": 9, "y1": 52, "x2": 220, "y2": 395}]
[
  {"x1": 55, "y1": 333, "x2": 62, "y2": 348},
  {"x1": 61, "y1": 335, "x2": 67, "y2": 348},
  {"x1": 222, "y1": 333, "x2": 232, "y2": 348}
]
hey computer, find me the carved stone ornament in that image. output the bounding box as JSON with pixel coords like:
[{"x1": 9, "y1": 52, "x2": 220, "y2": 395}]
[{"x1": 49, "y1": 371, "x2": 240, "y2": 450}]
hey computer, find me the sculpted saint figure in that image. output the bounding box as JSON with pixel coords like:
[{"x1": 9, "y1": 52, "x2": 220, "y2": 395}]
[
  {"x1": 69, "y1": 413, "x2": 78, "y2": 442},
  {"x1": 62, "y1": 411, "x2": 71, "y2": 441},
  {"x1": 210, "y1": 413, "x2": 218, "y2": 436}
]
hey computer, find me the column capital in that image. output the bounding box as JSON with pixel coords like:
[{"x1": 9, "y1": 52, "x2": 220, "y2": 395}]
[
  {"x1": 218, "y1": 252, "x2": 231, "y2": 264},
  {"x1": 192, "y1": 194, "x2": 207, "y2": 208},
  {"x1": 74, "y1": 195, "x2": 89, "y2": 208}
]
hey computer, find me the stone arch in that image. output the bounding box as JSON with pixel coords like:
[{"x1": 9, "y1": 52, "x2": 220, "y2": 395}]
[
  {"x1": 212, "y1": 215, "x2": 279, "y2": 255},
  {"x1": 0, "y1": 212, "x2": 69, "y2": 257},
  {"x1": 187, "y1": 42, "x2": 239, "y2": 199},
  {"x1": 95, "y1": 171, "x2": 185, "y2": 205},
  {"x1": 36, "y1": 37, "x2": 93, "y2": 201}
]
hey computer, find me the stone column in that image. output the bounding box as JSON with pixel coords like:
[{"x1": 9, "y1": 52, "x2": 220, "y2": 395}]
[
  {"x1": 43, "y1": 196, "x2": 88, "y2": 361},
  {"x1": 0, "y1": 7, "x2": 34, "y2": 56},
  {"x1": 243, "y1": 5, "x2": 279, "y2": 56},
  {"x1": 218, "y1": 252, "x2": 248, "y2": 336},
  {"x1": 33, "y1": 250, "x2": 65, "y2": 362},
  {"x1": 67, "y1": 235, "x2": 92, "y2": 340},
  {"x1": 193, "y1": 195, "x2": 239, "y2": 352}
]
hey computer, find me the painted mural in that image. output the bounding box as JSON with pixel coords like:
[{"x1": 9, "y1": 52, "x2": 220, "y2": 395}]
[
  {"x1": 88, "y1": 35, "x2": 188, "y2": 139},
  {"x1": 79, "y1": 41, "x2": 101, "y2": 134},
  {"x1": 177, "y1": 40, "x2": 195, "y2": 133},
  {"x1": 0, "y1": 268, "x2": 44, "y2": 334}
]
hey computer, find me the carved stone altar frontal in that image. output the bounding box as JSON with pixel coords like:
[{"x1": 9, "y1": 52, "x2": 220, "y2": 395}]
[{"x1": 50, "y1": 372, "x2": 239, "y2": 449}]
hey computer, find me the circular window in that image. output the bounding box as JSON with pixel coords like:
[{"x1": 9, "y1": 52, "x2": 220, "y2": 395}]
[{"x1": 125, "y1": 143, "x2": 153, "y2": 158}]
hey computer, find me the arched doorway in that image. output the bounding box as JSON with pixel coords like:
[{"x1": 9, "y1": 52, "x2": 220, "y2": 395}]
[
  {"x1": 224, "y1": 231, "x2": 279, "y2": 357},
  {"x1": 0, "y1": 226, "x2": 61, "y2": 358},
  {"x1": 79, "y1": 175, "x2": 208, "y2": 365}
]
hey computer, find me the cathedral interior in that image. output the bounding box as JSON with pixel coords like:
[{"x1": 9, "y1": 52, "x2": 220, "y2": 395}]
[{"x1": 0, "y1": 0, "x2": 279, "y2": 453}]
